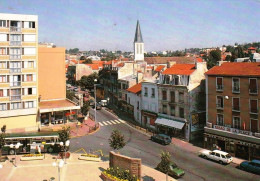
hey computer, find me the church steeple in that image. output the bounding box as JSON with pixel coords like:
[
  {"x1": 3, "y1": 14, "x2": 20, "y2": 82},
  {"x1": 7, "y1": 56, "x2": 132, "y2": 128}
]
[{"x1": 134, "y1": 20, "x2": 144, "y2": 61}]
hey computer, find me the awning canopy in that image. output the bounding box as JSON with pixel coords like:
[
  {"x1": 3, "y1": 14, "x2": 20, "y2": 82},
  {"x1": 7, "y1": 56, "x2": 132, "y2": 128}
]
[{"x1": 155, "y1": 117, "x2": 185, "y2": 130}]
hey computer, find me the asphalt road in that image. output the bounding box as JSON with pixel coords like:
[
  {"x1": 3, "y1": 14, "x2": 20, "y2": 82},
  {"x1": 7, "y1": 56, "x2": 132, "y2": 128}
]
[{"x1": 70, "y1": 108, "x2": 260, "y2": 181}]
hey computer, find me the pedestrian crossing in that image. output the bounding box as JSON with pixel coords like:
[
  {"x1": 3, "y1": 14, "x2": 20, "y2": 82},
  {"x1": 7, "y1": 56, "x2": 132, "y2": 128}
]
[{"x1": 99, "y1": 119, "x2": 126, "y2": 127}]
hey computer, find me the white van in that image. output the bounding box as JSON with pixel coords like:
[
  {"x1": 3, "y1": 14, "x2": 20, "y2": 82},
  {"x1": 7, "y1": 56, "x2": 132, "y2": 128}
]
[{"x1": 100, "y1": 100, "x2": 108, "y2": 107}]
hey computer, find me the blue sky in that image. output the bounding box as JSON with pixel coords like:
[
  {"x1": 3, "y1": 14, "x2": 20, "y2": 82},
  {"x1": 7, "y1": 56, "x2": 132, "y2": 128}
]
[{"x1": 1, "y1": 0, "x2": 259, "y2": 51}]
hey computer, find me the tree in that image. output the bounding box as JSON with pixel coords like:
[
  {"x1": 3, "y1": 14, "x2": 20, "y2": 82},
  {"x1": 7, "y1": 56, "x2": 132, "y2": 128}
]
[
  {"x1": 80, "y1": 56, "x2": 86, "y2": 60},
  {"x1": 79, "y1": 73, "x2": 98, "y2": 90},
  {"x1": 156, "y1": 151, "x2": 171, "y2": 181},
  {"x1": 109, "y1": 130, "x2": 126, "y2": 151},
  {"x1": 68, "y1": 48, "x2": 79, "y2": 54},
  {"x1": 225, "y1": 55, "x2": 231, "y2": 61},
  {"x1": 81, "y1": 100, "x2": 90, "y2": 116},
  {"x1": 205, "y1": 49, "x2": 221, "y2": 69},
  {"x1": 58, "y1": 126, "x2": 70, "y2": 144},
  {"x1": 66, "y1": 90, "x2": 75, "y2": 101},
  {"x1": 83, "y1": 58, "x2": 92, "y2": 64},
  {"x1": 0, "y1": 125, "x2": 6, "y2": 156}
]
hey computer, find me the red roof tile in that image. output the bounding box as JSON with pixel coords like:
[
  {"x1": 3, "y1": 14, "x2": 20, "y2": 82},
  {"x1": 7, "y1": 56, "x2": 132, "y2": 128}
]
[
  {"x1": 71, "y1": 59, "x2": 78, "y2": 64},
  {"x1": 196, "y1": 57, "x2": 203, "y2": 62},
  {"x1": 206, "y1": 62, "x2": 260, "y2": 76},
  {"x1": 248, "y1": 47, "x2": 256, "y2": 50},
  {"x1": 155, "y1": 65, "x2": 165, "y2": 72},
  {"x1": 117, "y1": 63, "x2": 124, "y2": 67},
  {"x1": 145, "y1": 57, "x2": 195, "y2": 64},
  {"x1": 86, "y1": 63, "x2": 103, "y2": 70},
  {"x1": 126, "y1": 82, "x2": 142, "y2": 94},
  {"x1": 162, "y1": 64, "x2": 196, "y2": 75}
]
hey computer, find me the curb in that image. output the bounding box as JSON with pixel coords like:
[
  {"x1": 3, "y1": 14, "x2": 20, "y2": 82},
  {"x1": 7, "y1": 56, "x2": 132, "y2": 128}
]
[{"x1": 70, "y1": 121, "x2": 100, "y2": 138}]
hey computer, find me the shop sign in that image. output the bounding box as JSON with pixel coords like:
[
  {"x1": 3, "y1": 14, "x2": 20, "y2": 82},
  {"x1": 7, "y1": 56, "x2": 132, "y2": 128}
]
[{"x1": 214, "y1": 125, "x2": 252, "y2": 136}]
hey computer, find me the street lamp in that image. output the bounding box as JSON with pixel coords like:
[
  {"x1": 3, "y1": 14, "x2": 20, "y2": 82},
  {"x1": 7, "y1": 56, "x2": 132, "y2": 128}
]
[
  {"x1": 107, "y1": 97, "x2": 110, "y2": 107},
  {"x1": 94, "y1": 78, "x2": 97, "y2": 123},
  {"x1": 52, "y1": 159, "x2": 64, "y2": 181},
  {"x1": 9, "y1": 143, "x2": 20, "y2": 167},
  {"x1": 59, "y1": 140, "x2": 70, "y2": 164}
]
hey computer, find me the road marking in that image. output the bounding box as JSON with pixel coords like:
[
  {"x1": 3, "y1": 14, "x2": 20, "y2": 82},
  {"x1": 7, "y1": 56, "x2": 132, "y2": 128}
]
[
  {"x1": 106, "y1": 121, "x2": 112, "y2": 125},
  {"x1": 118, "y1": 119, "x2": 126, "y2": 123},
  {"x1": 103, "y1": 121, "x2": 108, "y2": 125},
  {"x1": 110, "y1": 120, "x2": 117, "y2": 124},
  {"x1": 99, "y1": 122, "x2": 104, "y2": 126},
  {"x1": 114, "y1": 120, "x2": 121, "y2": 124}
]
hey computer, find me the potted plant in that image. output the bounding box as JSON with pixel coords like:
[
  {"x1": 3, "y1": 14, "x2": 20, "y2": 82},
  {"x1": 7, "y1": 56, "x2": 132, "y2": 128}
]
[{"x1": 79, "y1": 153, "x2": 101, "y2": 162}]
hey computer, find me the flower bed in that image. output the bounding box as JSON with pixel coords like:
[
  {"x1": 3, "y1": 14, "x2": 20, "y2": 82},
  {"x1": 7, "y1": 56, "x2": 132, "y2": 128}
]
[
  {"x1": 57, "y1": 152, "x2": 70, "y2": 159},
  {"x1": 78, "y1": 153, "x2": 101, "y2": 162},
  {"x1": 101, "y1": 167, "x2": 139, "y2": 181},
  {"x1": 0, "y1": 156, "x2": 8, "y2": 165},
  {"x1": 20, "y1": 154, "x2": 44, "y2": 161}
]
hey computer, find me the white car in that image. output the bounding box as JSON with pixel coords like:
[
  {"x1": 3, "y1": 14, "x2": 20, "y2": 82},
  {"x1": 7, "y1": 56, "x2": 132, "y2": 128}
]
[{"x1": 199, "y1": 150, "x2": 233, "y2": 164}]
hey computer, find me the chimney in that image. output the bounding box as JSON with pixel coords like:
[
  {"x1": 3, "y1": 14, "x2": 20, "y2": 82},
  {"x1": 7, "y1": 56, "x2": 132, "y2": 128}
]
[{"x1": 167, "y1": 61, "x2": 176, "y2": 68}]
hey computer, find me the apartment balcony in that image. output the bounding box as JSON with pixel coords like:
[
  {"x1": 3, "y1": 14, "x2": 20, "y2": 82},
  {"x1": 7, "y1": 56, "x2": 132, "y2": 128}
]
[
  {"x1": 9, "y1": 68, "x2": 21, "y2": 73},
  {"x1": 10, "y1": 95, "x2": 21, "y2": 101},
  {"x1": 216, "y1": 85, "x2": 223, "y2": 92},
  {"x1": 250, "y1": 108, "x2": 258, "y2": 114},
  {"x1": 179, "y1": 99, "x2": 184, "y2": 104},
  {"x1": 232, "y1": 106, "x2": 240, "y2": 112},
  {"x1": 232, "y1": 87, "x2": 240, "y2": 94},
  {"x1": 9, "y1": 54, "x2": 21, "y2": 60},
  {"x1": 10, "y1": 81, "x2": 21, "y2": 87},
  {"x1": 9, "y1": 41, "x2": 22, "y2": 46},
  {"x1": 216, "y1": 104, "x2": 224, "y2": 110},
  {"x1": 10, "y1": 26, "x2": 21, "y2": 33},
  {"x1": 249, "y1": 89, "x2": 258, "y2": 95}
]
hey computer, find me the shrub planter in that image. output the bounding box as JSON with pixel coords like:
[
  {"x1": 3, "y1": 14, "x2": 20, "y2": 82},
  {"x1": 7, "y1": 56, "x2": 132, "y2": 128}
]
[
  {"x1": 79, "y1": 154, "x2": 101, "y2": 162},
  {"x1": 57, "y1": 152, "x2": 71, "y2": 159},
  {"x1": 100, "y1": 172, "x2": 114, "y2": 181},
  {"x1": 20, "y1": 154, "x2": 44, "y2": 161},
  {"x1": 0, "y1": 156, "x2": 8, "y2": 166}
]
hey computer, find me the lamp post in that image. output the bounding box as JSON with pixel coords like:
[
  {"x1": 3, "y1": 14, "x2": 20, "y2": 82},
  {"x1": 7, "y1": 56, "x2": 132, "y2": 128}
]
[
  {"x1": 9, "y1": 143, "x2": 20, "y2": 167},
  {"x1": 94, "y1": 79, "x2": 97, "y2": 123},
  {"x1": 52, "y1": 159, "x2": 64, "y2": 181},
  {"x1": 107, "y1": 97, "x2": 110, "y2": 107},
  {"x1": 59, "y1": 140, "x2": 70, "y2": 164}
]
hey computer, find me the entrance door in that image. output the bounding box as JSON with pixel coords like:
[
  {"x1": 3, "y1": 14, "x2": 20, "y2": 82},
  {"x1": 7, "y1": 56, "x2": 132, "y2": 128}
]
[
  {"x1": 251, "y1": 119, "x2": 258, "y2": 133},
  {"x1": 236, "y1": 145, "x2": 249, "y2": 160},
  {"x1": 217, "y1": 140, "x2": 226, "y2": 151}
]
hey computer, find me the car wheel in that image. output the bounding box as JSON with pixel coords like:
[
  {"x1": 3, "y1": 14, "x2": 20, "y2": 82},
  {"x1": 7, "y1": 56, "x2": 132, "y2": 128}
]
[
  {"x1": 219, "y1": 160, "x2": 224, "y2": 164},
  {"x1": 9, "y1": 149, "x2": 15, "y2": 155},
  {"x1": 203, "y1": 155, "x2": 207, "y2": 159},
  {"x1": 48, "y1": 147, "x2": 54, "y2": 153}
]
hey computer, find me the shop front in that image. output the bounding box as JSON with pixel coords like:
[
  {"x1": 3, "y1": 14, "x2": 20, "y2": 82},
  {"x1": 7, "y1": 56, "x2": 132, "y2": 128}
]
[{"x1": 141, "y1": 110, "x2": 157, "y2": 130}]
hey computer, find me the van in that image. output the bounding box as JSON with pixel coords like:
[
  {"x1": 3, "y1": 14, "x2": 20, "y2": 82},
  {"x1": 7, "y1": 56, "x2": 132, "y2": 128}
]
[{"x1": 100, "y1": 100, "x2": 107, "y2": 107}]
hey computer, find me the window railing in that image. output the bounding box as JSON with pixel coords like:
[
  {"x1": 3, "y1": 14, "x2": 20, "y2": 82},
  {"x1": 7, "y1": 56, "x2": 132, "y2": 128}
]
[
  {"x1": 232, "y1": 87, "x2": 240, "y2": 93},
  {"x1": 179, "y1": 99, "x2": 184, "y2": 103},
  {"x1": 10, "y1": 41, "x2": 21, "y2": 46},
  {"x1": 10, "y1": 26, "x2": 21, "y2": 32},
  {"x1": 216, "y1": 85, "x2": 223, "y2": 91},
  {"x1": 151, "y1": 94, "x2": 155, "y2": 98},
  {"x1": 232, "y1": 106, "x2": 240, "y2": 112},
  {"x1": 250, "y1": 108, "x2": 258, "y2": 114},
  {"x1": 144, "y1": 93, "x2": 148, "y2": 97},
  {"x1": 9, "y1": 68, "x2": 21, "y2": 73},
  {"x1": 249, "y1": 88, "x2": 258, "y2": 94},
  {"x1": 10, "y1": 95, "x2": 21, "y2": 101},
  {"x1": 216, "y1": 104, "x2": 223, "y2": 109},
  {"x1": 10, "y1": 81, "x2": 21, "y2": 87},
  {"x1": 10, "y1": 54, "x2": 21, "y2": 60}
]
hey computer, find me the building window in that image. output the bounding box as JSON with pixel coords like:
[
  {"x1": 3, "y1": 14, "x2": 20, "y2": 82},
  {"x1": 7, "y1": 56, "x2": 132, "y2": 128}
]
[
  {"x1": 163, "y1": 105, "x2": 167, "y2": 114},
  {"x1": 217, "y1": 114, "x2": 224, "y2": 126},
  {"x1": 232, "y1": 78, "x2": 240, "y2": 93},
  {"x1": 179, "y1": 107, "x2": 184, "y2": 118},
  {"x1": 28, "y1": 61, "x2": 34, "y2": 68},
  {"x1": 28, "y1": 88, "x2": 32, "y2": 95},
  {"x1": 164, "y1": 75, "x2": 170, "y2": 84},
  {"x1": 162, "y1": 90, "x2": 167, "y2": 100},
  {"x1": 11, "y1": 102, "x2": 21, "y2": 110},
  {"x1": 0, "y1": 75, "x2": 7, "y2": 82},
  {"x1": 170, "y1": 91, "x2": 175, "y2": 102},
  {"x1": 137, "y1": 101, "x2": 139, "y2": 110},
  {"x1": 0, "y1": 90, "x2": 3, "y2": 97},
  {"x1": 128, "y1": 97, "x2": 130, "y2": 104},
  {"x1": 216, "y1": 77, "x2": 223, "y2": 91},
  {"x1": 0, "y1": 61, "x2": 7, "y2": 68},
  {"x1": 179, "y1": 92, "x2": 184, "y2": 103},
  {"x1": 0, "y1": 20, "x2": 6, "y2": 27},
  {"x1": 151, "y1": 88, "x2": 155, "y2": 98},
  {"x1": 27, "y1": 74, "x2": 33, "y2": 81},
  {"x1": 0, "y1": 48, "x2": 7, "y2": 55},
  {"x1": 250, "y1": 99, "x2": 258, "y2": 114},
  {"x1": 170, "y1": 106, "x2": 175, "y2": 116},
  {"x1": 25, "y1": 101, "x2": 34, "y2": 108},
  {"x1": 28, "y1": 21, "x2": 35, "y2": 28},
  {"x1": 216, "y1": 96, "x2": 224, "y2": 109},
  {"x1": 233, "y1": 117, "x2": 240, "y2": 129},
  {"x1": 249, "y1": 78, "x2": 258, "y2": 94},
  {"x1": 232, "y1": 97, "x2": 240, "y2": 111},
  {"x1": 144, "y1": 87, "x2": 148, "y2": 97},
  {"x1": 174, "y1": 76, "x2": 179, "y2": 85},
  {"x1": 251, "y1": 119, "x2": 258, "y2": 132},
  {"x1": 0, "y1": 103, "x2": 6, "y2": 111}
]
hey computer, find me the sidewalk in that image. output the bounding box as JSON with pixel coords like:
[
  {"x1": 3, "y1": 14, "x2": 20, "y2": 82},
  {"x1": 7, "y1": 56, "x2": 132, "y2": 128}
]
[
  {"x1": 171, "y1": 138, "x2": 246, "y2": 165},
  {"x1": 70, "y1": 117, "x2": 99, "y2": 138},
  {"x1": 0, "y1": 153, "x2": 176, "y2": 181}
]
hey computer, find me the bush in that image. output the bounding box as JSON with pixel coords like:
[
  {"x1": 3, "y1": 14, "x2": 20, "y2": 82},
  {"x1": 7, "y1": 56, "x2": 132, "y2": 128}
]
[{"x1": 103, "y1": 167, "x2": 139, "y2": 181}]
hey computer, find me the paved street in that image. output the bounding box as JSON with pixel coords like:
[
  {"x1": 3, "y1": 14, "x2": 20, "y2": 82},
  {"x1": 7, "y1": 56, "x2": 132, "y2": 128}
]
[{"x1": 70, "y1": 108, "x2": 260, "y2": 181}]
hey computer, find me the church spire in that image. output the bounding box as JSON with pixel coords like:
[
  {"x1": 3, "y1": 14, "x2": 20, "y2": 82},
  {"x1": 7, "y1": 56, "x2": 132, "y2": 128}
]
[{"x1": 134, "y1": 20, "x2": 143, "y2": 43}]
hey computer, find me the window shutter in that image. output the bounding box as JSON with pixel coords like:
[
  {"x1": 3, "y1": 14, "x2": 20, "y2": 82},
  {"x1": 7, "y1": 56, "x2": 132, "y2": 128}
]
[
  {"x1": 22, "y1": 61, "x2": 24, "y2": 68},
  {"x1": 7, "y1": 20, "x2": 9, "y2": 28},
  {"x1": 22, "y1": 48, "x2": 24, "y2": 55},
  {"x1": 7, "y1": 48, "x2": 9, "y2": 55},
  {"x1": 7, "y1": 89, "x2": 9, "y2": 96},
  {"x1": 249, "y1": 79, "x2": 257, "y2": 90},
  {"x1": 22, "y1": 88, "x2": 24, "y2": 95},
  {"x1": 22, "y1": 75, "x2": 24, "y2": 82},
  {"x1": 233, "y1": 98, "x2": 239, "y2": 109},
  {"x1": 7, "y1": 34, "x2": 9, "y2": 41},
  {"x1": 7, "y1": 103, "x2": 10, "y2": 110},
  {"x1": 250, "y1": 100, "x2": 257, "y2": 111},
  {"x1": 22, "y1": 34, "x2": 24, "y2": 41},
  {"x1": 7, "y1": 61, "x2": 9, "y2": 68},
  {"x1": 22, "y1": 21, "x2": 24, "y2": 28},
  {"x1": 7, "y1": 75, "x2": 9, "y2": 82}
]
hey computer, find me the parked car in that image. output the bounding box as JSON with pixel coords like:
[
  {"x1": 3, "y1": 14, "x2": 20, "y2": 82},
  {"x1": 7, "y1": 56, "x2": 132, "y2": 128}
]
[
  {"x1": 100, "y1": 100, "x2": 107, "y2": 107},
  {"x1": 151, "y1": 134, "x2": 171, "y2": 145},
  {"x1": 199, "y1": 150, "x2": 233, "y2": 164},
  {"x1": 240, "y1": 160, "x2": 260, "y2": 174},
  {"x1": 96, "y1": 103, "x2": 102, "y2": 110},
  {"x1": 156, "y1": 162, "x2": 185, "y2": 178}
]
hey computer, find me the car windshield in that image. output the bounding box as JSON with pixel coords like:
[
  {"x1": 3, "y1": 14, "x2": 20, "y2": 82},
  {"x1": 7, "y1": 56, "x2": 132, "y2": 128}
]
[
  {"x1": 170, "y1": 164, "x2": 177, "y2": 169},
  {"x1": 226, "y1": 154, "x2": 232, "y2": 158}
]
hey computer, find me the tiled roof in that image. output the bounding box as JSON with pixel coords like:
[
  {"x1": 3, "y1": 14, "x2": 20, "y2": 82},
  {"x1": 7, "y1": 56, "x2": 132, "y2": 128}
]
[
  {"x1": 146, "y1": 66, "x2": 154, "y2": 70},
  {"x1": 39, "y1": 99, "x2": 79, "y2": 110},
  {"x1": 248, "y1": 47, "x2": 256, "y2": 50},
  {"x1": 71, "y1": 59, "x2": 78, "y2": 64},
  {"x1": 162, "y1": 64, "x2": 196, "y2": 75},
  {"x1": 155, "y1": 65, "x2": 165, "y2": 72},
  {"x1": 103, "y1": 60, "x2": 118, "y2": 65},
  {"x1": 85, "y1": 63, "x2": 103, "y2": 70},
  {"x1": 117, "y1": 63, "x2": 124, "y2": 67},
  {"x1": 126, "y1": 82, "x2": 142, "y2": 94},
  {"x1": 196, "y1": 57, "x2": 203, "y2": 62},
  {"x1": 92, "y1": 61, "x2": 104, "y2": 64},
  {"x1": 205, "y1": 62, "x2": 260, "y2": 76},
  {"x1": 144, "y1": 57, "x2": 195, "y2": 64}
]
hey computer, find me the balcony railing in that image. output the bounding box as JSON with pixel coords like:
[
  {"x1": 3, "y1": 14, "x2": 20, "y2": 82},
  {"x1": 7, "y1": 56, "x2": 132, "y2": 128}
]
[
  {"x1": 216, "y1": 85, "x2": 223, "y2": 91},
  {"x1": 10, "y1": 95, "x2": 21, "y2": 101},
  {"x1": 216, "y1": 104, "x2": 223, "y2": 109},
  {"x1": 10, "y1": 41, "x2": 22, "y2": 46},
  {"x1": 232, "y1": 106, "x2": 240, "y2": 112},
  {"x1": 10, "y1": 81, "x2": 21, "y2": 87},
  {"x1": 9, "y1": 68, "x2": 21, "y2": 73},
  {"x1": 250, "y1": 108, "x2": 258, "y2": 114},
  {"x1": 10, "y1": 26, "x2": 21, "y2": 32},
  {"x1": 232, "y1": 87, "x2": 240, "y2": 93},
  {"x1": 10, "y1": 54, "x2": 21, "y2": 60},
  {"x1": 249, "y1": 89, "x2": 258, "y2": 94}
]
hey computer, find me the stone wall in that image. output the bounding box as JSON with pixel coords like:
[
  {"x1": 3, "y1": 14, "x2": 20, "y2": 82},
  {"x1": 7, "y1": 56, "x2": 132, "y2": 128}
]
[{"x1": 109, "y1": 151, "x2": 141, "y2": 179}]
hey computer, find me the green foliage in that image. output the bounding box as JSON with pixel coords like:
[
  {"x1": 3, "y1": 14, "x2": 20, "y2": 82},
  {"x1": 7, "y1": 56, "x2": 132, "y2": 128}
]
[
  {"x1": 81, "y1": 100, "x2": 90, "y2": 116},
  {"x1": 80, "y1": 56, "x2": 86, "y2": 60},
  {"x1": 79, "y1": 73, "x2": 98, "y2": 90},
  {"x1": 66, "y1": 90, "x2": 75, "y2": 100},
  {"x1": 68, "y1": 48, "x2": 79, "y2": 54},
  {"x1": 156, "y1": 151, "x2": 171, "y2": 175},
  {"x1": 58, "y1": 126, "x2": 70, "y2": 144},
  {"x1": 0, "y1": 125, "x2": 6, "y2": 149},
  {"x1": 204, "y1": 49, "x2": 221, "y2": 69},
  {"x1": 109, "y1": 130, "x2": 126, "y2": 151},
  {"x1": 104, "y1": 167, "x2": 138, "y2": 181},
  {"x1": 225, "y1": 55, "x2": 231, "y2": 61},
  {"x1": 83, "y1": 58, "x2": 92, "y2": 64}
]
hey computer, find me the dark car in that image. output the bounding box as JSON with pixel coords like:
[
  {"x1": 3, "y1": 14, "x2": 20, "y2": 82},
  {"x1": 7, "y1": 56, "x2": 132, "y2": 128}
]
[
  {"x1": 156, "y1": 162, "x2": 185, "y2": 178},
  {"x1": 240, "y1": 160, "x2": 260, "y2": 174},
  {"x1": 151, "y1": 134, "x2": 171, "y2": 145},
  {"x1": 96, "y1": 103, "x2": 102, "y2": 110}
]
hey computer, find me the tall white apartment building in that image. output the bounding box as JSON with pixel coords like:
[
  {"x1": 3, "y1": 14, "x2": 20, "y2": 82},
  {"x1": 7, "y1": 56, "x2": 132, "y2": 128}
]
[{"x1": 0, "y1": 13, "x2": 38, "y2": 131}]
